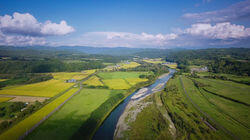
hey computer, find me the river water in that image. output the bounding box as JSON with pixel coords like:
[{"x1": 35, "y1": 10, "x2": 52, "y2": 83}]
[{"x1": 93, "y1": 69, "x2": 176, "y2": 140}]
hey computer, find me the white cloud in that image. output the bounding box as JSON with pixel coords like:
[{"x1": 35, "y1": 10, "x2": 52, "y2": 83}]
[
  {"x1": 183, "y1": 0, "x2": 250, "y2": 23},
  {"x1": 0, "y1": 12, "x2": 75, "y2": 36},
  {"x1": 78, "y1": 32, "x2": 178, "y2": 47},
  {"x1": 0, "y1": 12, "x2": 74, "y2": 46},
  {"x1": 184, "y1": 22, "x2": 250, "y2": 39},
  {"x1": 0, "y1": 31, "x2": 46, "y2": 46}
]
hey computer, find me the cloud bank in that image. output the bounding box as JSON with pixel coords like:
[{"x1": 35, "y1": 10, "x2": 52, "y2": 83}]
[{"x1": 0, "y1": 12, "x2": 74, "y2": 46}]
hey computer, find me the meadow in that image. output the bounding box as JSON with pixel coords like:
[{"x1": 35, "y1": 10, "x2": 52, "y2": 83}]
[
  {"x1": 26, "y1": 89, "x2": 125, "y2": 140},
  {"x1": 0, "y1": 87, "x2": 79, "y2": 140}
]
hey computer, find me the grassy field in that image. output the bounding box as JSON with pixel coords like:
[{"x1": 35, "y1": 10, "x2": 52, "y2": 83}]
[
  {"x1": 82, "y1": 75, "x2": 103, "y2": 86},
  {"x1": 26, "y1": 89, "x2": 125, "y2": 140},
  {"x1": 0, "y1": 87, "x2": 79, "y2": 140},
  {"x1": 123, "y1": 76, "x2": 223, "y2": 139},
  {"x1": 181, "y1": 76, "x2": 250, "y2": 139},
  {"x1": 197, "y1": 72, "x2": 250, "y2": 84},
  {"x1": 0, "y1": 70, "x2": 94, "y2": 97},
  {"x1": 195, "y1": 78, "x2": 250, "y2": 105},
  {"x1": 97, "y1": 72, "x2": 148, "y2": 89},
  {"x1": 0, "y1": 97, "x2": 13, "y2": 102}
]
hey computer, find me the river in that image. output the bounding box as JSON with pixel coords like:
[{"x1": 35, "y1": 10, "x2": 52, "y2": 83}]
[{"x1": 93, "y1": 69, "x2": 176, "y2": 140}]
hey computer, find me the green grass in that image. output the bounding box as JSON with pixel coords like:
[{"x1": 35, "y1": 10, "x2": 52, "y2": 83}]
[
  {"x1": 181, "y1": 76, "x2": 250, "y2": 139},
  {"x1": 0, "y1": 87, "x2": 79, "y2": 140},
  {"x1": 26, "y1": 89, "x2": 125, "y2": 140},
  {"x1": 195, "y1": 78, "x2": 250, "y2": 105},
  {"x1": 161, "y1": 76, "x2": 223, "y2": 139},
  {"x1": 97, "y1": 72, "x2": 149, "y2": 90}
]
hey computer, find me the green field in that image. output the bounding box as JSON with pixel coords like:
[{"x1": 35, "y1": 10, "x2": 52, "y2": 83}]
[
  {"x1": 195, "y1": 78, "x2": 250, "y2": 105},
  {"x1": 97, "y1": 72, "x2": 148, "y2": 90},
  {"x1": 0, "y1": 87, "x2": 79, "y2": 140},
  {"x1": 123, "y1": 76, "x2": 223, "y2": 139},
  {"x1": 180, "y1": 76, "x2": 250, "y2": 139},
  {"x1": 26, "y1": 89, "x2": 125, "y2": 140}
]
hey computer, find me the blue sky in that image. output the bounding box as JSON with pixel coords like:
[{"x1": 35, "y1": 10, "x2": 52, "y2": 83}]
[{"x1": 0, "y1": 0, "x2": 250, "y2": 48}]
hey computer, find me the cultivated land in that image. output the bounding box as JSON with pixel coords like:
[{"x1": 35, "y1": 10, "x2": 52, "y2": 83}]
[
  {"x1": 0, "y1": 97, "x2": 12, "y2": 102},
  {"x1": 82, "y1": 75, "x2": 103, "y2": 86},
  {"x1": 180, "y1": 76, "x2": 250, "y2": 139},
  {"x1": 97, "y1": 71, "x2": 149, "y2": 90},
  {"x1": 143, "y1": 58, "x2": 165, "y2": 64},
  {"x1": 0, "y1": 70, "x2": 95, "y2": 97},
  {"x1": 26, "y1": 89, "x2": 125, "y2": 140},
  {"x1": 121, "y1": 75, "x2": 224, "y2": 140},
  {"x1": 0, "y1": 87, "x2": 80, "y2": 140}
]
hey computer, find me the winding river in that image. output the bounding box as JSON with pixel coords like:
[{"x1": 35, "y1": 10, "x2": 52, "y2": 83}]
[{"x1": 93, "y1": 69, "x2": 176, "y2": 140}]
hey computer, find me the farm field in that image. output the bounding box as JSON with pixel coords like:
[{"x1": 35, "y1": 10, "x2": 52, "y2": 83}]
[
  {"x1": 180, "y1": 76, "x2": 250, "y2": 139},
  {"x1": 0, "y1": 87, "x2": 79, "y2": 140},
  {"x1": 143, "y1": 58, "x2": 165, "y2": 64},
  {"x1": 97, "y1": 72, "x2": 149, "y2": 89},
  {"x1": 0, "y1": 97, "x2": 12, "y2": 102},
  {"x1": 26, "y1": 88, "x2": 125, "y2": 140},
  {"x1": 82, "y1": 75, "x2": 103, "y2": 86},
  {"x1": 195, "y1": 78, "x2": 250, "y2": 105},
  {"x1": 165, "y1": 62, "x2": 177, "y2": 69},
  {"x1": 0, "y1": 70, "x2": 94, "y2": 97},
  {"x1": 118, "y1": 62, "x2": 140, "y2": 69},
  {"x1": 0, "y1": 79, "x2": 8, "y2": 82},
  {"x1": 123, "y1": 75, "x2": 223, "y2": 140}
]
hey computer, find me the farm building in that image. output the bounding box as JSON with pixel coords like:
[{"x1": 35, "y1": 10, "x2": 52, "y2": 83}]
[{"x1": 66, "y1": 79, "x2": 77, "y2": 83}]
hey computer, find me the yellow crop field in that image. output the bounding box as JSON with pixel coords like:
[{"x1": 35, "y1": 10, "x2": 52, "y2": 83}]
[
  {"x1": 0, "y1": 70, "x2": 95, "y2": 97},
  {"x1": 119, "y1": 62, "x2": 140, "y2": 69},
  {"x1": 166, "y1": 63, "x2": 177, "y2": 69},
  {"x1": 0, "y1": 79, "x2": 74, "y2": 97},
  {"x1": 0, "y1": 97, "x2": 13, "y2": 102},
  {"x1": 103, "y1": 79, "x2": 131, "y2": 89},
  {"x1": 0, "y1": 87, "x2": 79, "y2": 140},
  {"x1": 0, "y1": 79, "x2": 8, "y2": 82},
  {"x1": 52, "y1": 70, "x2": 95, "y2": 81},
  {"x1": 143, "y1": 59, "x2": 164, "y2": 64},
  {"x1": 125, "y1": 78, "x2": 148, "y2": 86},
  {"x1": 82, "y1": 76, "x2": 103, "y2": 86}
]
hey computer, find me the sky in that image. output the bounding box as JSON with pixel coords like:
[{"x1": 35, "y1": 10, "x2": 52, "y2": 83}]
[{"x1": 0, "y1": 0, "x2": 250, "y2": 48}]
